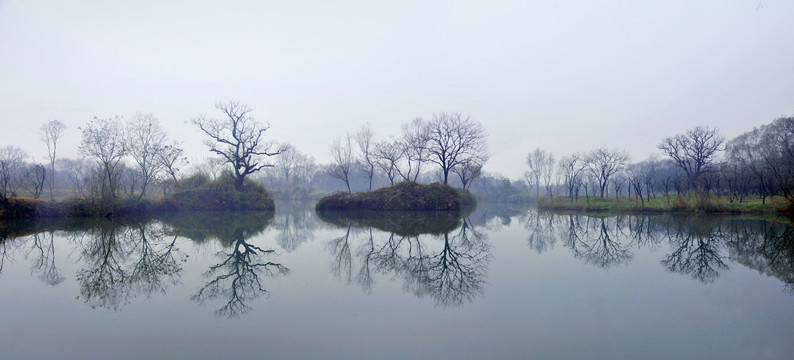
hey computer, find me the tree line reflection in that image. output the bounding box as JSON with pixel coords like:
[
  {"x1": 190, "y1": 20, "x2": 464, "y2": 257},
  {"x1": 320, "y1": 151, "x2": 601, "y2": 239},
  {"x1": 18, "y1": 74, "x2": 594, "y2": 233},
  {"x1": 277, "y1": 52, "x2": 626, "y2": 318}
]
[
  {"x1": 525, "y1": 211, "x2": 794, "y2": 288},
  {"x1": 1, "y1": 205, "x2": 793, "y2": 318}
]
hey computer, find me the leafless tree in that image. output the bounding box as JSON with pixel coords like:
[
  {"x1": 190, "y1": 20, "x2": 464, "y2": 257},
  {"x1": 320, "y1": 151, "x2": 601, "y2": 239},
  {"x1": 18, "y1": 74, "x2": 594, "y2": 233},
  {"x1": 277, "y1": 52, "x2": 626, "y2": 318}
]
[
  {"x1": 658, "y1": 126, "x2": 724, "y2": 189},
  {"x1": 79, "y1": 116, "x2": 127, "y2": 199},
  {"x1": 585, "y1": 147, "x2": 630, "y2": 198},
  {"x1": 22, "y1": 162, "x2": 48, "y2": 199},
  {"x1": 756, "y1": 117, "x2": 794, "y2": 204},
  {"x1": 330, "y1": 133, "x2": 355, "y2": 193},
  {"x1": 39, "y1": 120, "x2": 66, "y2": 200},
  {"x1": 127, "y1": 113, "x2": 168, "y2": 199},
  {"x1": 557, "y1": 154, "x2": 585, "y2": 203},
  {"x1": 374, "y1": 139, "x2": 402, "y2": 185},
  {"x1": 452, "y1": 155, "x2": 487, "y2": 191},
  {"x1": 425, "y1": 112, "x2": 487, "y2": 185},
  {"x1": 399, "y1": 118, "x2": 430, "y2": 182},
  {"x1": 155, "y1": 141, "x2": 187, "y2": 188},
  {"x1": 0, "y1": 146, "x2": 28, "y2": 198},
  {"x1": 276, "y1": 144, "x2": 300, "y2": 186},
  {"x1": 355, "y1": 123, "x2": 376, "y2": 191},
  {"x1": 525, "y1": 148, "x2": 555, "y2": 198},
  {"x1": 192, "y1": 100, "x2": 286, "y2": 191}
]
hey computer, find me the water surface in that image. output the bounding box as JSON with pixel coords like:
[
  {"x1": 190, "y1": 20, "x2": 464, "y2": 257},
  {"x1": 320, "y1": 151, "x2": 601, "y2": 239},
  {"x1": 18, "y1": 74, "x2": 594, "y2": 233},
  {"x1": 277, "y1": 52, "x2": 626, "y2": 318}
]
[{"x1": 1, "y1": 203, "x2": 792, "y2": 359}]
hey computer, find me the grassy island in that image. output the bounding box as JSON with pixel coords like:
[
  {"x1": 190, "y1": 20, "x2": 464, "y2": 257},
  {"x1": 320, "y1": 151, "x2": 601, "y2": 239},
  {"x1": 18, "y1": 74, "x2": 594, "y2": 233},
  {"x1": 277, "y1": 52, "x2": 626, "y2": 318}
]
[
  {"x1": 0, "y1": 175, "x2": 275, "y2": 220},
  {"x1": 315, "y1": 181, "x2": 476, "y2": 211}
]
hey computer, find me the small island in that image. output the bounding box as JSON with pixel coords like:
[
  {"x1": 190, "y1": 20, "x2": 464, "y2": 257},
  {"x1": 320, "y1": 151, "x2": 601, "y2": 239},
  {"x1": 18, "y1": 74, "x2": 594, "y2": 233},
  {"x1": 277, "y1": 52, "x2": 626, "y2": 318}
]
[{"x1": 315, "y1": 181, "x2": 476, "y2": 211}]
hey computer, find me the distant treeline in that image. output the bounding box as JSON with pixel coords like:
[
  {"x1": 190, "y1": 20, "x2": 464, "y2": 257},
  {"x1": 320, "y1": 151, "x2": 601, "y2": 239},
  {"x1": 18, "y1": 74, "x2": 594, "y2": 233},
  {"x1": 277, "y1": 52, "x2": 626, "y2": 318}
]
[{"x1": 1, "y1": 103, "x2": 791, "y2": 212}]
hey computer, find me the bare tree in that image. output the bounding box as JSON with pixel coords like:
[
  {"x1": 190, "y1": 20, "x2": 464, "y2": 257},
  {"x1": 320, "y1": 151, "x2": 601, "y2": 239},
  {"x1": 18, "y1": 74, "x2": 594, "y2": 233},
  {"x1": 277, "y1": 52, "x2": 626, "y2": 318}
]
[
  {"x1": 658, "y1": 126, "x2": 724, "y2": 189},
  {"x1": 155, "y1": 141, "x2": 188, "y2": 188},
  {"x1": 79, "y1": 116, "x2": 127, "y2": 199},
  {"x1": 425, "y1": 112, "x2": 487, "y2": 185},
  {"x1": 39, "y1": 120, "x2": 66, "y2": 200},
  {"x1": 557, "y1": 154, "x2": 585, "y2": 203},
  {"x1": 452, "y1": 156, "x2": 486, "y2": 191},
  {"x1": 585, "y1": 147, "x2": 630, "y2": 198},
  {"x1": 374, "y1": 139, "x2": 402, "y2": 185},
  {"x1": 192, "y1": 100, "x2": 286, "y2": 191},
  {"x1": 355, "y1": 123, "x2": 376, "y2": 191},
  {"x1": 399, "y1": 118, "x2": 430, "y2": 182},
  {"x1": 0, "y1": 146, "x2": 27, "y2": 198},
  {"x1": 22, "y1": 162, "x2": 48, "y2": 199},
  {"x1": 127, "y1": 113, "x2": 168, "y2": 199},
  {"x1": 525, "y1": 148, "x2": 555, "y2": 198},
  {"x1": 330, "y1": 133, "x2": 355, "y2": 193}
]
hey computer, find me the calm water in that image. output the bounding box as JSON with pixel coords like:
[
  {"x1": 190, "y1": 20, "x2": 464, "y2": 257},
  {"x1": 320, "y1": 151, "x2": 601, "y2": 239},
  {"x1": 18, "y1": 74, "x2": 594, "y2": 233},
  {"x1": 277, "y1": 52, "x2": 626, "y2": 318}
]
[{"x1": 1, "y1": 203, "x2": 793, "y2": 359}]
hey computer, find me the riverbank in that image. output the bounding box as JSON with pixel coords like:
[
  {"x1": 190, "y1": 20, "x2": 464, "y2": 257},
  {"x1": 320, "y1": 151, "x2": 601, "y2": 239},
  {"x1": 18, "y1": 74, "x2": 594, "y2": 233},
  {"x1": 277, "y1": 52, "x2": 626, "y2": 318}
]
[
  {"x1": 315, "y1": 181, "x2": 476, "y2": 211},
  {"x1": 0, "y1": 176, "x2": 275, "y2": 220},
  {"x1": 537, "y1": 195, "x2": 792, "y2": 215}
]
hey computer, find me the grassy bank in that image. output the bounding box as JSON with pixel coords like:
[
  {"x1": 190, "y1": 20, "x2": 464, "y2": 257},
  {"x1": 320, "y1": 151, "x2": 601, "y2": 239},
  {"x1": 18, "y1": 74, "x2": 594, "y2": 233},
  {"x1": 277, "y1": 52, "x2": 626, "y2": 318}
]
[
  {"x1": 538, "y1": 194, "x2": 791, "y2": 215},
  {"x1": 0, "y1": 175, "x2": 275, "y2": 220},
  {"x1": 315, "y1": 181, "x2": 476, "y2": 211}
]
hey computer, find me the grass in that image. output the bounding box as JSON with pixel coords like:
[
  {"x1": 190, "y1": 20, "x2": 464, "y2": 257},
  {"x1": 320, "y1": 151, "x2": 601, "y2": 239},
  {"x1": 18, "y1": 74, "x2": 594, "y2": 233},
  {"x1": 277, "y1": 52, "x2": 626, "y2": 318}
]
[
  {"x1": 538, "y1": 193, "x2": 791, "y2": 215},
  {"x1": 315, "y1": 181, "x2": 476, "y2": 211}
]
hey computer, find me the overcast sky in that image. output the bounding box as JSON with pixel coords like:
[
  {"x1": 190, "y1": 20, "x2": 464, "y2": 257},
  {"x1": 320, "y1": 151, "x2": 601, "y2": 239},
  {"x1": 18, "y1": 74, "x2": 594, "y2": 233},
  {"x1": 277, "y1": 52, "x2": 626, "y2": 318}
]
[{"x1": 1, "y1": 0, "x2": 792, "y2": 179}]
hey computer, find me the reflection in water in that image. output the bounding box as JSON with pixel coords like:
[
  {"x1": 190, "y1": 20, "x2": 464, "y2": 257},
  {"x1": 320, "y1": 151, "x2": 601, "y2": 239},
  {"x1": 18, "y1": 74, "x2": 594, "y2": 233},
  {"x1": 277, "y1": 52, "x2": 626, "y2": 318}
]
[
  {"x1": 192, "y1": 236, "x2": 288, "y2": 318},
  {"x1": 527, "y1": 210, "x2": 794, "y2": 289},
  {"x1": 72, "y1": 221, "x2": 184, "y2": 310},
  {"x1": 660, "y1": 217, "x2": 728, "y2": 283},
  {"x1": 160, "y1": 211, "x2": 288, "y2": 318},
  {"x1": 319, "y1": 211, "x2": 491, "y2": 307},
  {"x1": 1, "y1": 205, "x2": 793, "y2": 319},
  {"x1": 272, "y1": 201, "x2": 320, "y2": 252}
]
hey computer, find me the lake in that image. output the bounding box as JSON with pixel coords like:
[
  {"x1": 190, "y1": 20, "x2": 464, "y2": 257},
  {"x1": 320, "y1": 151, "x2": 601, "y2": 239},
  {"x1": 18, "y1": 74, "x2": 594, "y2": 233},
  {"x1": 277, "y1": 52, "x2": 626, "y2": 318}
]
[{"x1": 1, "y1": 202, "x2": 793, "y2": 359}]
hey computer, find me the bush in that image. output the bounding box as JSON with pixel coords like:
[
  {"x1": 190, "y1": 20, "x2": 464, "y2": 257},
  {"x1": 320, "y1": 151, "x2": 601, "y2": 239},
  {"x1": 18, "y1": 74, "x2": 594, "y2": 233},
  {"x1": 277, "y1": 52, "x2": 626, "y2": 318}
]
[
  {"x1": 315, "y1": 181, "x2": 474, "y2": 211},
  {"x1": 161, "y1": 175, "x2": 275, "y2": 211}
]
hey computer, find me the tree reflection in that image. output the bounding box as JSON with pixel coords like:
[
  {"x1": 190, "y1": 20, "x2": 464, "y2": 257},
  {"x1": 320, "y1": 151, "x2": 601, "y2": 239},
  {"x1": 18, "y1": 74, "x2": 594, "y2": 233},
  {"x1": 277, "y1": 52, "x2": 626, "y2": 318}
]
[
  {"x1": 74, "y1": 220, "x2": 185, "y2": 310},
  {"x1": 661, "y1": 217, "x2": 728, "y2": 283},
  {"x1": 28, "y1": 232, "x2": 64, "y2": 286},
  {"x1": 272, "y1": 201, "x2": 318, "y2": 252},
  {"x1": 177, "y1": 211, "x2": 288, "y2": 318},
  {"x1": 192, "y1": 236, "x2": 288, "y2": 318},
  {"x1": 557, "y1": 215, "x2": 633, "y2": 268},
  {"x1": 320, "y1": 211, "x2": 491, "y2": 307}
]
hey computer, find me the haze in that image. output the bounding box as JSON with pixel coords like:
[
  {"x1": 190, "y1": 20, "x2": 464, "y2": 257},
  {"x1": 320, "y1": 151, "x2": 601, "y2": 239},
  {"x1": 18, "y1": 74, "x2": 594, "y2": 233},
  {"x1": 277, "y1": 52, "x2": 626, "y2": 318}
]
[{"x1": 1, "y1": 0, "x2": 792, "y2": 179}]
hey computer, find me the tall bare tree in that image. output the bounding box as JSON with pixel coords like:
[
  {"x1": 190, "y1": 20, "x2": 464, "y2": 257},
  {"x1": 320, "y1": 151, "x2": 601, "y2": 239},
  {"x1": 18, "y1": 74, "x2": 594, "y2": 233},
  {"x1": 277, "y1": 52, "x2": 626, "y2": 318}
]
[
  {"x1": 39, "y1": 120, "x2": 66, "y2": 200},
  {"x1": 585, "y1": 147, "x2": 630, "y2": 198},
  {"x1": 192, "y1": 100, "x2": 286, "y2": 191},
  {"x1": 658, "y1": 126, "x2": 724, "y2": 189},
  {"x1": 425, "y1": 112, "x2": 487, "y2": 185},
  {"x1": 79, "y1": 116, "x2": 127, "y2": 199},
  {"x1": 355, "y1": 123, "x2": 376, "y2": 191},
  {"x1": 0, "y1": 146, "x2": 27, "y2": 198},
  {"x1": 330, "y1": 133, "x2": 355, "y2": 193}
]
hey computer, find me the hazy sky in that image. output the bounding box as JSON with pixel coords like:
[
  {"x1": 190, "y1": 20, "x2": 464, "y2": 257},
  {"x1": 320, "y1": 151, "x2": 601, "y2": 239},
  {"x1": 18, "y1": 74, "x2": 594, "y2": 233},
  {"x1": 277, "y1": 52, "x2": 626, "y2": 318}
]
[{"x1": 1, "y1": 0, "x2": 792, "y2": 179}]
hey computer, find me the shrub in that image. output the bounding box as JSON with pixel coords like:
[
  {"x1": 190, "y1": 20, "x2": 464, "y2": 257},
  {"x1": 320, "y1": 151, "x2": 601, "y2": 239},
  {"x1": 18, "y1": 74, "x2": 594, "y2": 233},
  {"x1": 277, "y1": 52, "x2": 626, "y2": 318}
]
[{"x1": 315, "y1": 181, "x2": 474, "y2": 211}]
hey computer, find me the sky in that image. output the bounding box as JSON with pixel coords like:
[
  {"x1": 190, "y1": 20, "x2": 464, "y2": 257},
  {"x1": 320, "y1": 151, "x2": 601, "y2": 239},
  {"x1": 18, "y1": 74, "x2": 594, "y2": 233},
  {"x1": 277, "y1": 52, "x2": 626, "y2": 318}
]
[{"x1": 1, "y1": 0, "x2": 792, "y2": 180}]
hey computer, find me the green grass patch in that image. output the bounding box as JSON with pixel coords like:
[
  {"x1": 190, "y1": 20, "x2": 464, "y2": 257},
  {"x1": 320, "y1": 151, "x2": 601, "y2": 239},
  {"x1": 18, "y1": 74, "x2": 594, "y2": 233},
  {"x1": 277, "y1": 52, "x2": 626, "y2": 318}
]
[{"x1": 315, "y1": 181, "x2": 475, "y2": 211}]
